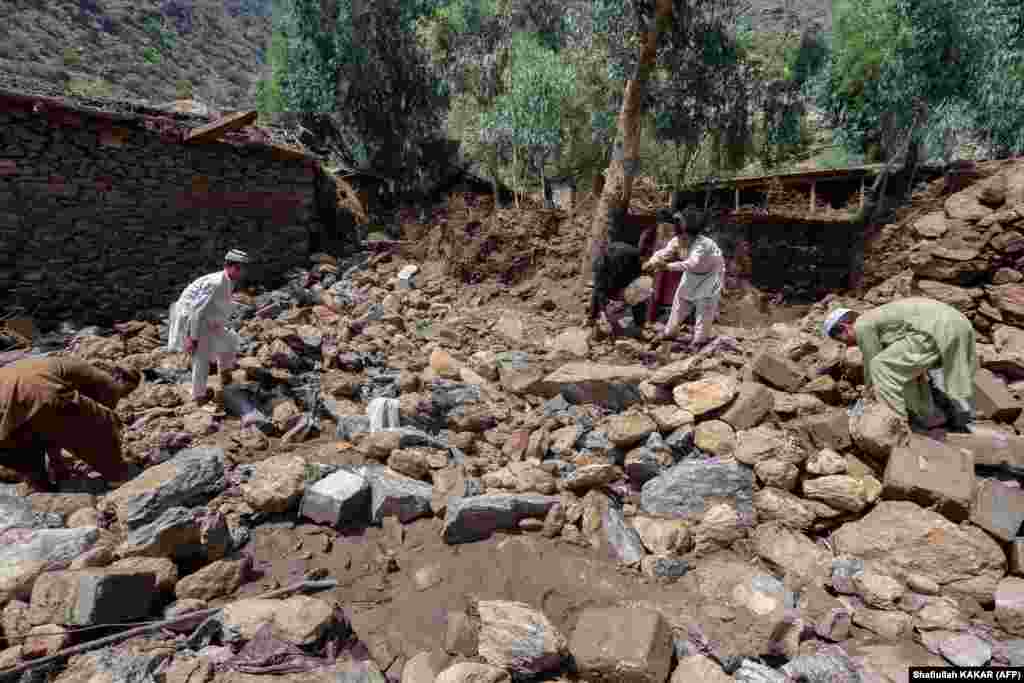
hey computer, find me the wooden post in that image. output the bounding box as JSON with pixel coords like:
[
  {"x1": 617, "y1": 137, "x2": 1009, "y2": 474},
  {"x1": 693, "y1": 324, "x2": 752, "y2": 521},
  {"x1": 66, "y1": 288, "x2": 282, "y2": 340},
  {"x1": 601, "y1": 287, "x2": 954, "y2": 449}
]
[
  {"x1": 734, "y1": 186, "x2": 740, "y2": 212},
  {"x1": 860, "y1": 175, "x2": 866, "y2": 209},
  {"x1": 809, "y1": 181, "x2": 816, "y2": 214}
]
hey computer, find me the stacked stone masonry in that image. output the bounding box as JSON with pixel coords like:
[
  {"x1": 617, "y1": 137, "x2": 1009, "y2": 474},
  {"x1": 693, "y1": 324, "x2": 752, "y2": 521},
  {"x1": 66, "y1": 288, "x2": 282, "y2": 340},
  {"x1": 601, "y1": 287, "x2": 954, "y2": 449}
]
[{"x1": 0, "y1": 96, "x2": 329, "y2": 326}]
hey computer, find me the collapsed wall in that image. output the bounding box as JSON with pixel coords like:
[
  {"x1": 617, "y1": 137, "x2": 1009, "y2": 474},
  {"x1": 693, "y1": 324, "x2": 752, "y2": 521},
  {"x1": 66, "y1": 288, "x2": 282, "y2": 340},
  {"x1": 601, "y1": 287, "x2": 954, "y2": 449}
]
[{"x1": 0, "y1": 90, "x2": 343, "y2": 329}]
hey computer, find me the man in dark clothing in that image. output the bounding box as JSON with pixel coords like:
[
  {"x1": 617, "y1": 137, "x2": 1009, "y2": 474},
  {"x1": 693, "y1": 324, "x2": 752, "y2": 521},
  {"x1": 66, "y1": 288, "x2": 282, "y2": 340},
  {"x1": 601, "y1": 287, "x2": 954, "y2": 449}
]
[{"x1": 0, "y1": 357, "x2": 141, "y2": 491}]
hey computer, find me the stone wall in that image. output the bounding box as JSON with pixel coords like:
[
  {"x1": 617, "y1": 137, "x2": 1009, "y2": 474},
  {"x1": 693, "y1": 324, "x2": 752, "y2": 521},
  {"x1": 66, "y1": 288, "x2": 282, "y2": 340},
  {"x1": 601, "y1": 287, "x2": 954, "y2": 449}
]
[
  {"x1": 0, "y1": 94, "x2": 334, "y2": 328},
  {"x1": 715, "y1": 215, "x2": 860, "y2": 302}
]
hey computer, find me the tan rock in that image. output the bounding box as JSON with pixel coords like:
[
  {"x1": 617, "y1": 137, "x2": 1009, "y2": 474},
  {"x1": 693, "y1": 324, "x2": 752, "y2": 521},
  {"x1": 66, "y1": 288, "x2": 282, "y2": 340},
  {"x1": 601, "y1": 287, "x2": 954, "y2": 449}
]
[
  {"x1": 670, "y1": 655, "x2": 732, "y2": 683},
  {"x1": 66, "y1": 508, "x2": 100, "y2": 528},
  {"x1": 694, "y1": 420, "x2": 735, "y2": 457},
  {"x1": 647, "y1": 406, "x2": 694, "y2": 432},
  {"x1": 388, "y1": 448, "x2": 433, "y2": 480},
  {"x1": 752, "y1": 522, "x2": 831, "y2": 585},
  {"x1": 221, "y1": 595, "x2": 337, "y2": 645},
  {"x1": 754, "y1": 459, "x2": 798, "y2": 491},
  {"x1": 851, "y1": 605, "x2": 912, "y2": 640},
  {"x1": 569, "y1": 607, "x2": 673, "y2": 683},
  {"x1": 631, "y1": 517, "x2": 692, "y2": 555},
  {"x1": 477, "y1": 600, "x2": 567, "y2": 676},
  {"x1": 175, "y1": 559, "x2": 247, "y2": 601},
  {"x1": 850, "y1": 399, "x2": 909, "y2": 461},
  {"x1": 996, "y1": 576, "x2": 1024, "y2": 636},
  {"x1": 802, "y1": 475, "x2": 868, "y2": 513},
  {"x1": 22, "y1": 624, "x2": 70, "y2": 659},
  {"x1": 752, "y1": 488, "x2": 818, "y2": 531},
  {"x1": 854, "y1": 570, "x2": 905, "y2": 610},
  {"x1": 805, "y1": 449, "x2": 847, "y2": 476},
  {"x1": 603, "y1": 413, "x2": 658, "y2": 448},
  {"x1": 672, "y1": 374, "x2": 738, "y2": 417},
  {"x1": 914, "y1": 212, "x2": 949, "y2": 238},
  {"x1": 240, "y1": 454, "x2": 308, "y2": 514},
  {"x1": 832, "y1": 501, "x2": 1006, "y2": 595},
  {"x1": 945, "y1": 190, "x2": 994, "y2": 221},
  {"x1": 694, "y1": 503, "x2": 746, "y2": 554},
  {"x1": 435, "y1": 663, "x2": 511, "y2": 683},
  {"x1": 547, "y1": 328, "x2": 590, "y2": 357},
  {"x1": 915, "y1": 280, "x2": 977, "y2": 311}
]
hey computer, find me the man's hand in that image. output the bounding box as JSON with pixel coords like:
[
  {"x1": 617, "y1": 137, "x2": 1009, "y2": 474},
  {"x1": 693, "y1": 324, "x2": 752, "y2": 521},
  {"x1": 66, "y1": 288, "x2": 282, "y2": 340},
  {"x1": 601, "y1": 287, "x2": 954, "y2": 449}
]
[
  {"x1": 667, "y1": 262, "x2": 687, "y2": 272},
  {"x1": 184, "y1": 336, "x2": 197, "y2": 354}
]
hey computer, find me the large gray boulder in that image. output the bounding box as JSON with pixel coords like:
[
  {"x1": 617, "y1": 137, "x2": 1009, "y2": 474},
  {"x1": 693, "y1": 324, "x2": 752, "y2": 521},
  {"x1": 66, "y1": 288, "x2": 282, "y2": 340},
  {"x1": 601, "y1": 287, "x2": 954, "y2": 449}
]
[
  {"x1": 443, "y1": 494, "x2": 560, "y2": 544},
  {"x1": 102, "y1": 448, "x2": 227, "y2": 529},
  {"x1": 641, "y1": 458, "x2": 754, "y2": 521}
]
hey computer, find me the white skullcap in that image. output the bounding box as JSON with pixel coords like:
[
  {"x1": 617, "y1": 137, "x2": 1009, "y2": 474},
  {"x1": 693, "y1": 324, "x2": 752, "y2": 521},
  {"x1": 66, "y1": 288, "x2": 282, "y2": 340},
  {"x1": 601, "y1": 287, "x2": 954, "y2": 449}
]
[
  {"x1": 822, "y1": 308, "x2": 852, "y2": 338},
  {"x1": 225, "y1": 249, "x2": 249, "y2": 264}
]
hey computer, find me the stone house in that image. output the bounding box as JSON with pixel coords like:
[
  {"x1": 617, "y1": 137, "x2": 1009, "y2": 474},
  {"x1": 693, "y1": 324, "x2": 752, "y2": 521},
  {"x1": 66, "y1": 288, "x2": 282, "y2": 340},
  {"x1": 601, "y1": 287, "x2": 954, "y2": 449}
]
[{"x1": 0, "y1": 87, "x2": 352, "y2": 327}]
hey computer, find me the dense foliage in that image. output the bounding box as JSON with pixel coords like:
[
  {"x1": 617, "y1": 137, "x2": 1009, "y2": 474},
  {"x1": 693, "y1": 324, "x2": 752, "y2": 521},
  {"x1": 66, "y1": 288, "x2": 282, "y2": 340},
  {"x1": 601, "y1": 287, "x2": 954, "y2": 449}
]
[{"x1": 816, "y1": 0, "x2": 1024, "y2": 161}]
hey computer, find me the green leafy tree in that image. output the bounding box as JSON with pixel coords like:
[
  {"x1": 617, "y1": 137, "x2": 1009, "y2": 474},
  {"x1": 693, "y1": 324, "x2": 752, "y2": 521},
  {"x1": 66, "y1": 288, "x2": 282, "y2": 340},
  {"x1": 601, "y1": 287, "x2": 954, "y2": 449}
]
[
  {"x1": 479, "y1": 32, "x2": 576, "y2": 205},
  {"x1": 816, "y1": 0, "x2": 1024, "y2": 162},
  {"x1": 263, "y1": 0, "x2": 449, "y2": 193}
]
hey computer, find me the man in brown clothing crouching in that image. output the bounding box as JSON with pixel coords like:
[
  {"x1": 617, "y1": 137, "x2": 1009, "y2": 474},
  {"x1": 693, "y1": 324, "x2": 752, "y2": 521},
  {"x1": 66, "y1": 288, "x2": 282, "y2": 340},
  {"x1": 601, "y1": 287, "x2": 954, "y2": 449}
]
[{"x1": 0, "y1": 357, "x2": 142, "y2": 491}]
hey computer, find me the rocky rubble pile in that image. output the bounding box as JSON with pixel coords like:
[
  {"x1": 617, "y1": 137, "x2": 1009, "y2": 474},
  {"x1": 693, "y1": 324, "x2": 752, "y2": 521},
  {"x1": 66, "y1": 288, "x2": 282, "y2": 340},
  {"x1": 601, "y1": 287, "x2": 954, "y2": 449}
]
[
  {"x1": 7, "y1": 168, "x2": 1024, "y2": 682},
  {"x1": 856, "y1": 161, "x2": 1024, "y2": 342}
]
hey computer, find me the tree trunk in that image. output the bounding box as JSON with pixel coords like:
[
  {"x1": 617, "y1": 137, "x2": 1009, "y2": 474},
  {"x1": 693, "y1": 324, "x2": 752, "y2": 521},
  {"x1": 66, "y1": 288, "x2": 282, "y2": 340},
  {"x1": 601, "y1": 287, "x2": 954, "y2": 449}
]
[{"x1": 580, "y1": 0, "x2": 674, "y2": 285}]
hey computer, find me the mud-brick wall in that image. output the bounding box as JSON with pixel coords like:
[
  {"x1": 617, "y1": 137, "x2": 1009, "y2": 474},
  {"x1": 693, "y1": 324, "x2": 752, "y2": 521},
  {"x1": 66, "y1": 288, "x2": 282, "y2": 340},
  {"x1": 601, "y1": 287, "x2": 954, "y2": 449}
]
[
  {"x1": 717, "y1": 216, "x2": 861, "y2": 302},
  {"x1": 0, "y1": 98, "x2": 328, "y2": 328}
]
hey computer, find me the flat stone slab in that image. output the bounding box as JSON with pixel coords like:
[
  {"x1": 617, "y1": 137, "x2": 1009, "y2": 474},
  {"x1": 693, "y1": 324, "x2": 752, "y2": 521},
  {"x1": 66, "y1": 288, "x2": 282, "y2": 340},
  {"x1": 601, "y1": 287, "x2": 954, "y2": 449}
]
[{"x1": 444, "y1": 494, "x2": 560, "y2": 544}]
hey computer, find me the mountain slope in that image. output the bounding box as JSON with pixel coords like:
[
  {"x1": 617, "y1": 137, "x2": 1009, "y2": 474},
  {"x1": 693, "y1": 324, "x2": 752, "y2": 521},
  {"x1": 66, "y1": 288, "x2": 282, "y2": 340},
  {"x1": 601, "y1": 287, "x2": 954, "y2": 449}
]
[{"x1": 0, "y1": 0, "x2": 272, "y2": 109}]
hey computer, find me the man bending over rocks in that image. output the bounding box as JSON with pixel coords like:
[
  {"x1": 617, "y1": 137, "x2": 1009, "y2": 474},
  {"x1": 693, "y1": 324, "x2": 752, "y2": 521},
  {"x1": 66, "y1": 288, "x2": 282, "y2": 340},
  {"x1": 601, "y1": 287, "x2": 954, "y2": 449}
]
[
  {"x1": 823, "y1": 297, "x2": 977, "y2": 432},
  {"x1": 0, "y1": 357, "x2": 141, "y2": 491},
  {"x1": 168, "y1": 249, "x2": 249, "y2": 405}
]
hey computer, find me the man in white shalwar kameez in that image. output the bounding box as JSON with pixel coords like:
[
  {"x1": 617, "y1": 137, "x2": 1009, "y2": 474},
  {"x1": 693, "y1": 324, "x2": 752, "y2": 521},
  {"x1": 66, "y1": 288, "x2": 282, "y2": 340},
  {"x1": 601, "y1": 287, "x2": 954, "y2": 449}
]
[
  {"x1": 167, "y1": 249, "x2": 249, "y2": 404},
  {"x1": 643, "y1": 212, "x2": 725, "y2": 350}
]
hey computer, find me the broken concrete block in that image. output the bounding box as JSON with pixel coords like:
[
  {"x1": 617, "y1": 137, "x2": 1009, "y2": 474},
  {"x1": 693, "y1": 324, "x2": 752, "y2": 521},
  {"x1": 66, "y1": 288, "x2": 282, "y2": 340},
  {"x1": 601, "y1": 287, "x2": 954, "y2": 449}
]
[
  {"x1": 300, "y1": 468, "x2": 371, "y2": 527},
  {"x1": 569, "y1": 608, "x2": 673, "y2": 683},
  {"x1": 30, "y1": 569, "x2": 156, "y2": 626},
  {"x1": 802, "y1": 410, "x2": 852, "y2": 451},
  {"x1": 883, "y1": 434, "x2": 976, "y2": 522},
  {"x1": 971, "y1": 479, "x2": 1024, "y2": 543},
  {"x1": 751, "y1": 351, "x2": 805, "y2": 393},
  {"x1": 976, "y1": 369, "x2": 1022, "y2": 423},
  {"x1": 720, "y1": 381, "x2": 774, "y2": 431}
]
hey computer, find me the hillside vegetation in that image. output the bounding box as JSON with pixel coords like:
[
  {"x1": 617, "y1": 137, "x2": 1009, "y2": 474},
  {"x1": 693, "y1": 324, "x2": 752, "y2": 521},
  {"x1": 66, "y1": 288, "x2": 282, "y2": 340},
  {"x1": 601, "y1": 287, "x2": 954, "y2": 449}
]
[{"x1": 0, "y1": 0, "x2": 273, "y2": 109}]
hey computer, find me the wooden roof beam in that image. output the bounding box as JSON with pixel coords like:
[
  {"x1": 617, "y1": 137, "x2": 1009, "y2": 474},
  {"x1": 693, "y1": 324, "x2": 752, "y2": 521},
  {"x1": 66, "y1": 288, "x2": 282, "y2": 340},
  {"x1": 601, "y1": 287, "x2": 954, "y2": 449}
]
[{"x1": 184, "y1": 110, "x2": 258, "y2": 145}]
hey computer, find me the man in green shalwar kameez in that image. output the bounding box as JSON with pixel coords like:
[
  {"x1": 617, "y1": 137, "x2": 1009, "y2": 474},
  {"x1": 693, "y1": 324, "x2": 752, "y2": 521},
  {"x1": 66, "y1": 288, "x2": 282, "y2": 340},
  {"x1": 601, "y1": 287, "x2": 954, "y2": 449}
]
[{"x1": 823, "y1": 297, "x2": 978, "y2": 431}]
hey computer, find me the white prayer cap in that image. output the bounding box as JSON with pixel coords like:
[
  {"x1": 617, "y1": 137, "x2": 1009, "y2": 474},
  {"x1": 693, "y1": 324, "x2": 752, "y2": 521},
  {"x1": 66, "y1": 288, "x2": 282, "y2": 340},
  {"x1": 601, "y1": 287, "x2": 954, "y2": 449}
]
[
  {"x1": 225, "y1": 249, "x2": 249, "y2": 264},
  {"x1": 822, "y1": 308, "x2": 852, "y2": 338}
]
